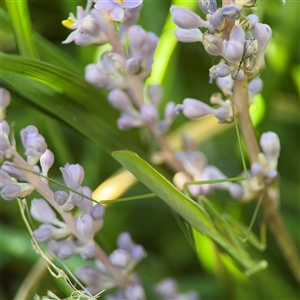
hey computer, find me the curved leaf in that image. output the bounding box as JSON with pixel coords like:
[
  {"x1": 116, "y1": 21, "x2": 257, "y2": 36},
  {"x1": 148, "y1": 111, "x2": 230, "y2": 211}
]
[{"x1": 113, "y1": 150, "x2": 268, "y2": 275}]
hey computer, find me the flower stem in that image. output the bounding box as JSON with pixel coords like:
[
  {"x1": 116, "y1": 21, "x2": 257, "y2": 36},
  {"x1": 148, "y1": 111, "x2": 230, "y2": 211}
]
[{"x1": 234, "y1": 78, "x2": 300, "y2": 283}]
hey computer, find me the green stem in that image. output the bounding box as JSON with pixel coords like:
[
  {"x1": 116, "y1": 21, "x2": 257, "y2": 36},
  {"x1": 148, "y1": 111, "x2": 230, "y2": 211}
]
[{"x1": 234, "y1": 78, "x2": 300, "y2": 283}]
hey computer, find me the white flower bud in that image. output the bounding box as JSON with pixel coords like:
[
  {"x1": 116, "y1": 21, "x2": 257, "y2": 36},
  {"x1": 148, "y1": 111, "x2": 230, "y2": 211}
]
[{"x1": 31, "y1": 199, "x2": 57, "y2": 224}]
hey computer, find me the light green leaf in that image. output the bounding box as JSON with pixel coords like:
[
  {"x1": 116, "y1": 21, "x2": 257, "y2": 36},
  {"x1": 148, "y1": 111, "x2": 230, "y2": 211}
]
[
  {"x1": 5, "y1": 0, "x2": 38, "y2": 59},
  {"x1": 113, "y1": 150, "x2": 268, "y2": 275}
]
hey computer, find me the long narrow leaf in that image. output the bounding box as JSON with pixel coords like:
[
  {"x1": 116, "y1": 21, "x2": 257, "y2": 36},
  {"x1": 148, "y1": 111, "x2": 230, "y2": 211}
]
[
  {"x1": 5, "y1": 0, "x2": 39, "y2": 59},
  {"x1": 113, "y1": 150, "x2": 268, "y2": 275}
]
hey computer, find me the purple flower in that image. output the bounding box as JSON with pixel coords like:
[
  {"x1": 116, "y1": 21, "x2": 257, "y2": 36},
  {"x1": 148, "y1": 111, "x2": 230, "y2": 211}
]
[
  {"x1": 95, "y1": 0, "x2": 143, "y2": 22},
  {"x1": 60, "y1": 163, "x2": 85, "y2": 189}
]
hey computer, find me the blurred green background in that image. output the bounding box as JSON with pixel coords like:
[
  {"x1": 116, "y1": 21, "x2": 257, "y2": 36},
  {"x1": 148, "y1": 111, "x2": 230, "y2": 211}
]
[{"x1": 0, "y1": 0, "x2": 299, "y2": 299}]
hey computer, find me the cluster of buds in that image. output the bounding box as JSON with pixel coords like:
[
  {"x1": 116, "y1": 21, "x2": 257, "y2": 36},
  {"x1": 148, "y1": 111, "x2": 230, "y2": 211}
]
[
  {"x1": 171, "y1": 0, "x2": 272, "y2": 82},
  {"x1": 230, "y1": 131, "x2": 280, "y2": 202}
]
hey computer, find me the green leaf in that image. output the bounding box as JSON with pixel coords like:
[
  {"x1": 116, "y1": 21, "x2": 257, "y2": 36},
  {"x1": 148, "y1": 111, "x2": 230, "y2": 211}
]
[
  {"x1": 0, "y1": 72, "x2": 144, "y2": 154},
  {"x1": 5, "y1": 0, "x2": 39, "y2": 59},
  {"x1": 113, "y1": 150, "x2": 268, "y2": 275}
]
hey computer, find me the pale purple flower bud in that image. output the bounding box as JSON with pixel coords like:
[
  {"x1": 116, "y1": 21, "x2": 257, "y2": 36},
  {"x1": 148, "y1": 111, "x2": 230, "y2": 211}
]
[
  {"x1": 212, "y1": 63, "x2": 231, "y2": 81},
  {"x1": 49, "y1": 240, "x2": 75, "y2": 260},
  {"x1": 54, "y1": 190, "x2": 69, "y2": 206},
  {"x1": 0, "y1": 88, "x2": 11, "y2": 109},
  {"x1": 117, "y1": 112, "x2": 143, "y2": 130},
  {"x1": 170, "y1": 6, "x2": 208, "y2": 29},
  {"x1": 21, "y1": 125, "x2": 47, "y2": 166},
  {"x1": 85, "y1": 62, "x2": 110, "y2": 87},
  {"x1": 248, "y1": 77, "x2": 263, "y2": 99},
  {"x1": 71, "y1": 190, "x2": 83, "y2": 205},
  {"x1": 140, "y1": 104, "x2": 158, "y2": 125},
  {"x1": 223, "y1": 39, "x2": 244, "y2": 61},
  {"x1": 0, "y1": 120, "x2": 10, "y2": 137},
  {"x1": 77, "y1": 186, "x2": 93, "y2": 213},
  {"x1": 174, "y1": 28, "x2": 203, "y2": 43},
  {"x1": 140, "y1": 32, "x2": 158, "y2": 58},
  {"x1": 251, "y1": 162, "x2": 265, "y2": 176},
  {"x1": 110, "y1": 249, "x2": 130, "y2": 267},
  {"x1": 198, "y1": 0, "x2": 217, "y2": 15},
  {"x1": 0, "y1": 135, "x2": 13, "y2": 162},
  {"x1": 60, "y1": 163, "x2": 84, "y2": 189},
  {"x1": 0, "y1": 169, "x2": 15, "y2": 188},
  {"x1": 221, "y1": 4, "x2": 241, "y2": 21},
  {"x1": 181, "y1": 98, "x2": 215, "y2": 119},
  {"x1": 229, "y1": 183, "x2": 244, "y2": 200},
  {"x1": 91, "y1": 204, "x2": 105, "y2": 220},
  {"x1": 1, "y1": 162, "x2": 26, "y2": 181},
  {"x1": 125, "y1": 58, "x2": 141, "y2": 74},
  {"x1": 81, "y1": 15, "x2": 101, "y2": 37},
  {"x1": 40, "y1": 149, "x2": 54, "y2": 179},
  {"x1": 117, "y1": 232, "x2": 133, "y2": 250},
  {"x1": 128, "y1": 25, "x2": 148, "y2": 53},
  {"x1": 202, "y1": 33, "x2": 223, "y2": 55},
  {"x1": 155, "y1": 278, "x2": 178, "y2": 299},
  {"x1": 147, "y1": 85, "x2": 163, "y2": 107},
  {"x1": 108, "y1": 89, "x2": 132, "y2": 111},
  {"x1": 260, "y1": 132, "x2": 280, "y2": 161},
  {"x1": 1, "y1": 184, "x2": 21, "y2": 200},
  {"x1": 75, "y1": 266, "x2": 101, "y2": 287},
  {"x1": 232, "y1": 68, "x2": 244, "y2": 80},
  {"x1": 31, "y1": 199, "x2": 57, "y2": 224},
  {"x1": 216, "y1": 74, "x2": 234, "y2": 96},
  {"x1": 33, "y1": 224, "x2": 55, "y2": 242},
  {"x1": 267, "y1": 169, "x2": 278, "y2": 179},
  {"x1": 208, "y1": 10, "x2": 225, "y2": 32},
  {"x1": 254, "y1": 23, "x2": 272, "y2": 55},
  {"x1": 76, "y1": 214, "x2": 94, "y2": 240},
  {"x1": 164, "y1": 101, "x2": 176, "y2": 123},
  {"x1": 246, "y1": 14, "x2": 259, "y2": 30},
  {"x1": 124, "y1": 285, "x2": 146, "y2": 300},
  {"x1": 130, "y1": 245, "x2": 146, "y2": 261},
  {"x1": 81, "y1": 244, "x2": 96, "y2": 260}
]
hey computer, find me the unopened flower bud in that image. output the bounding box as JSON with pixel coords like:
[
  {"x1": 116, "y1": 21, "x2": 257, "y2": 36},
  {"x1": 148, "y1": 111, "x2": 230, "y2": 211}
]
[
  {"x1": 221, "y1": 4, "x2": 241, "y2": 21},
  {"x1": 130, "y1": 244, "x2": 146, "y2": 261},
  {"x1": 170, "y1": 6, "x2": 208, "y2": 29},
  {"x1": 128, "y1": 25, "x2": 148, "y2": 53},
  {"x1": 232, "y1": 68, "x2": 244, "y2": 80},
  {"x1": 155, "y1": 278, "x2": 178, "y2": 299},
  {"x1": 81, "y1": 244, "x2": 96, "y2": 260},
  {"x1": 254, "y1": 23, "x2": 272, "y2": 55},
  {"x1": 54, "y1": 190, "x2": 69, "y2": 206},
  {"x1": 76, "y1": 214, "x2": 94, "y2": 240},
  {"x1": 81, "y1": 15, "x2": 101, "y2": 37},
  {"x1": 60, "y1": 163, "x2": 84, "y2": 189},
  {"x1": 1, "y1": 184, "x2": 21, "y2": 200},
  {"x1": 267, "y1": 169, "x2": 278, "y2": 179},
  {"x1": 21, "y1": 125, "x2": 47, "y2": 166},
  {"x1": 208, "y1": 10, "x2": 225, "y2": 32},
  {"x1": 141, "y1": 32, "x2": 158, "y2": 58},
  {"x1": 223, "y1": 40, "x2": 244, "y2": 62},
  {"x1": 124, "y1": 285, "x2": 146, "y2": 300},
  {"x1": 0, "y1": 120, "x2": 10, "y2": 137},
  {"x1": 40, "y1": 149, "x2": 54, "y2": 180},
  {"x1": 49, "y1": 240, "x2": 75, "y2": 260},
  {"x1": 117, "y1": 112, "x2": 143, "y2": 130},
  {"x1": 202, "y1": 33, "x2": 223, "y2": 56},
  {"x1": 164, "y1": 101, "x2": 176, "y2": 123},
  {"x1": 198, "y1": 0, "x2": 217, "y2": 15},
  {"x1": 260, "y1": 131, "x2": 280, "y2": 161},
  {"x1": 85, "y1": 62, "x2": 110, "y2": 87},
  {"x1": 0, "y1": 169, "x2": 15, "y2": 188},
  {"x1": 251, "y1": 162, "x2": 265, "y2": 176},
  {"x1": 71, "y1": 191, "x2": 83, "y2": 205},
  {"x1": 174, "y1": 28, "x2": 203, "y2": 43},
  {"x1": 33, "y1": 224, "x2": 55, "y2": 242},
  {"x1": 91, "y1": 204, "x2": 105, "y2": 220},
  {"x1": 248, "y1": 77, "x2": 263, "y2": 100},
  {"x1": 216, "y1": 75, "x2": 234, "y2": 96},
  {"x1": 108, "y1": 89, "x2": 132, "y2": 111},
  {"x1": 125, "y1": 57, "x2": 141, "y2": 74},
  {"x1": 215, "y1": 63, "x2": 231, "y2": 78},
  {"x1": 147, "y1": 85, "x2": 163, "y2": 107},
  {"x1": 229, "y1": 183, "x2": 244, "y2": 200},
  {"x1": 1, "y1": 162, "x2": 26, "y2": 181},
  {"x1": 110, "y1": 249, "x2": 130, "y2": 267},
  {"x1": 244, "y1": 14, "x2": 259, "y2": 31},
  {"x1": 181, "y1": 98, "x2": 215, "y2": 119},
  {"x1": 31, "y1": 198, "x2": 57, "y2": 224},
  {"x1": 117, "y1": 232, "x2": 133, "y2": 250},
  {"x1": 76, "y1": 266, "x2": 101, "y2": 287},
  {"x1": 140, "y1": 104, "x2": 158, "y2": 125}
]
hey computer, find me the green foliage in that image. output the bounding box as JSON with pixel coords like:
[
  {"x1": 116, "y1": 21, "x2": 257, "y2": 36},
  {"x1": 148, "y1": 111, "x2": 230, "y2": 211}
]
[{"x1": 0, "y1": 0, "x2": 299, "y2": 299}]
